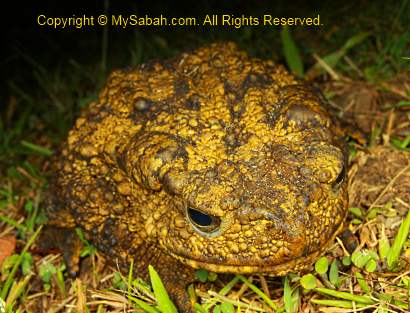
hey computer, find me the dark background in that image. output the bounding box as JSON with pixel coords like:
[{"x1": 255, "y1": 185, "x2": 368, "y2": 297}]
[
  {"x1": 1, "y1": 0, "x2": 408, "y2": 164},
  {"x1": 3, "y1": 0, "x2": 403, "y2": 100}
]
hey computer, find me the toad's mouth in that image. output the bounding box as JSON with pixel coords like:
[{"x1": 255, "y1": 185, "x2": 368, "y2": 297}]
[
  {"x1": 167, "y1": 219, "x2": 346, "y2": 274},
  {"x1": 168, "y1": 247, "x2": 324, "y2": 274}
]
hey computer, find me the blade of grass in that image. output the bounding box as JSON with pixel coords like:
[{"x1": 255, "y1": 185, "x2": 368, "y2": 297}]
[
  {"x1": 129, "y1": 296, "x2": 161, "y2": 313},
  {"x1": 218, "y1": 276, "x2": 240, "y2": 296},
  {"x1": 311, "y1": 299, "x2": 370, "y2": 309},
  {"x1": 0, "y1": 216, "x2": 27, "y2": 233},
  {"x1": 1, "y1": 225, "x2": 43, "y2": 299},
  {"x1": 355, "y1": 272, "x2": 370, "y2": 293},
  {"x1": 237, "y1": 275, "x2": 277, "y2": 310},
  {"x1": 283, "y1": 276, "x2": 293, "y2": 313},
  {"x1": 329, "y1": 260, "x2": 340, "y2": 288},
  {"x1": 148, "y1": 265, "x2": 178, "y2": 313},
  {"x1": 20, "y1": 140, "x2": 53, "y2": 156},
  {"x1": 204, "y1": 276, "x2": 240, "y2": 311},
  {"x1": 56, "y1": 265, "x2": 66, "y2": 297},
  {"x1": 205, "y1": 290, "x2": 265, "y2": 312},
  {"x1": 131, "y1": 278, "x2": 157, "y2": 301},
  {"x1": 127, "y1": 259, "x2": 134, "y2": 303},
  {"x1": 0, "y1": 225, "x2": 43, "y2": 299},
  {"x1": 193, "y1": 303, "x2": 207, "y2": 313},
  {"x1": 395, "y1": 101, "x2": 410, "y2": 108},
  {"x1": 281, "y1": 26, "x2": 304, "y2": 77},
  {"x1": 391, "y1": 135, "x2": 410, "y2": 151},
  {"x1": 387, "y1": 208, "x2": 410, "y2": 269},
  {"x1": 5, "y1": 274, "x2": 33, "y2": 307},
  {"x1": 314, "y1": 287, "x2": 376, "y2": 304},
  {"x1": 307, "y1": 32, "x2": 370, "y2": 78},
  {"x1": 378, "y1": 227, "x2": 391, "y2": 260}
]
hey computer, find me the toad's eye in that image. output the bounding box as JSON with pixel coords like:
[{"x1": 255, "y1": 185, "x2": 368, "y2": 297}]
[
  {"x1": 332, "y1": 164, "x2": 346, "y2": 191},
  {"x1": 187, "y1": 207, "x2": 221, "y2": 233}
]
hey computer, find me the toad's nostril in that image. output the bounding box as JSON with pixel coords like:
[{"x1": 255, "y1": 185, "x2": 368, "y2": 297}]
[{"x1": 187, "y1": 207, "x2": 221, "y2": 233}]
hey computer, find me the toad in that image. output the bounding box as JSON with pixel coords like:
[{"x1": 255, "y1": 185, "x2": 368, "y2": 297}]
[{"x1": 45, "y1": 42, "x2": 348, "y2": 312}]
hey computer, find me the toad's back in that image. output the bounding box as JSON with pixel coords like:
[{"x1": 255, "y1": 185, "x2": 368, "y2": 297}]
[{"x1": 46, "y1": 42, "x2": 348, "y2": 311}]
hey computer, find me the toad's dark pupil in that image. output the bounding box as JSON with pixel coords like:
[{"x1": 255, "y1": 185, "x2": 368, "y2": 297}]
[{"x1": 188, "y1": 208, "x2": 213, "y2": 227}]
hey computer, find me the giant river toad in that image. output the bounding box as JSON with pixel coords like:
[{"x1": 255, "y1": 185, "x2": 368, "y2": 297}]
[{"x1": 46, "y1": 42, "x2": 348, "y2": 312}]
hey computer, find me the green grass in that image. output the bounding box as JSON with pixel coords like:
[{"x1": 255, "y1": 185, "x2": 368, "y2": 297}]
[
  {"x1": 1, "y1": 200, "x2": 410, "y2": 311},
  {"x1": 148, "y1": 265, "x2": 178, "y2": 313},
  {"x1": 1, "y1": 226, "x2": 42, "y2": 303},
  {"x1": 281, "y1": 26, "x2": 304, "y2": 77}
]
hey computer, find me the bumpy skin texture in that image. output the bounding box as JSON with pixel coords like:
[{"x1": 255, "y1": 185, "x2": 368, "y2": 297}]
[{"x1": 47, "y1": 42, "x2": 348, "y2": 311}]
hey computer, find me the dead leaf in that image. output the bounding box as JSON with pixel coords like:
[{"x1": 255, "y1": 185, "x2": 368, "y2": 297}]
[{"x1": 0, "y1": 236, "x2": 16, "y2": 266}]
